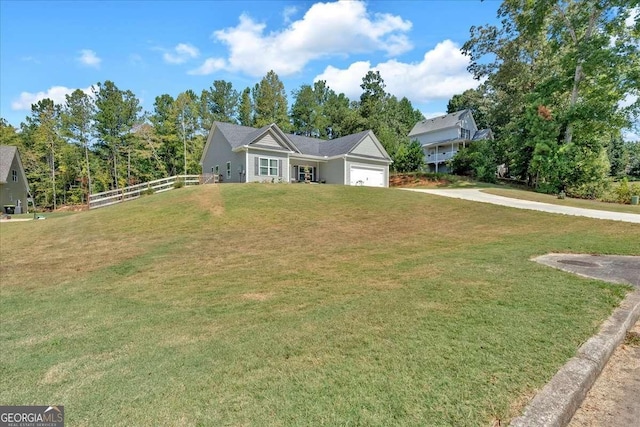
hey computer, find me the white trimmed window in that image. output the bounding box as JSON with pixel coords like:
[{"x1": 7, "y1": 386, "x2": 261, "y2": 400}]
[
  {"x1": 226, "y1": 162, "x2": 231, "y2": 179},
  {"x1": 12, "y1": 170, "x2": 17, "y2": 182},
  {"x1": 259, "y1": 158, "x2": 279, "y2": 176},
  {"x1": 214, "y1": 165, "x2": 219, "y2": 174}
]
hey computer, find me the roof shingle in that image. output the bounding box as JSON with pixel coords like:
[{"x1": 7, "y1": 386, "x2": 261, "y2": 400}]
[
  {"x1": 0, "y1": 145, "x2": 18, "y2": 183},
  {"x1": 408, "y1": 109, "x2": 470, "y2": 137}
]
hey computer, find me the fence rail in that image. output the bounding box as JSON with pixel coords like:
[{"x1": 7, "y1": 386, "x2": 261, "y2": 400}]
[{"x1": 88, "y1": 175, "x2": 203, "y2": 209}]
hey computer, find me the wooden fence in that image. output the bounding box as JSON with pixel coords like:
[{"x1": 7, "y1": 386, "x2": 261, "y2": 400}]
[{"x1": 88, "y1": 175, "x2": 205, "y2": 209}]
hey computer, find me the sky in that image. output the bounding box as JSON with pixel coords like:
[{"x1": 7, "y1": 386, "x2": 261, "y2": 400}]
[{"x1": 1, "y1": 0, "x2": 501, "y2": 128}]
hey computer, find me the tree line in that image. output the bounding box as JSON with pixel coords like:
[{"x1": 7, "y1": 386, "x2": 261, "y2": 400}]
[
  {"x1": 0, "y1": 70, "x2": 424, "y2": 209},
  {"x1": 448, "y1": 0, "x2": 640, "y2": 197},
  {"x1": 3, "y1": 0, "x2": 637, "y2": 208}
]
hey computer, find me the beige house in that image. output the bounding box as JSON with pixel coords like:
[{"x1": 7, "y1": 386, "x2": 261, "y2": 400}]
[{"x1": 0, "y1": 146, "x2": 30, "y2": 214}]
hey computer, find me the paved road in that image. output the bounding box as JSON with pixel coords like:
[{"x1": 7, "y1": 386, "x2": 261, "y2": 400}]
[{"x1": 402, "y1": 188, "x2": 640, "y2": 224}]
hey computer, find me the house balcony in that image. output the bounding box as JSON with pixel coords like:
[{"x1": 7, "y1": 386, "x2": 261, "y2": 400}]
[{"x1": 425, "y1": 151, "x2": 457, "y2": 164}]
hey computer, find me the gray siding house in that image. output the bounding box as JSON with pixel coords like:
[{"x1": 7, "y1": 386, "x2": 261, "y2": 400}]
[
  {"x1": 0, "y1": 145, "x2": 30, "y2": 213},
  {"x1": 408, "y1": 109, "x2": 493, "y2": 173},
  {"x1": 200, "y1": 122, "x2": 392, "y2": 187}
]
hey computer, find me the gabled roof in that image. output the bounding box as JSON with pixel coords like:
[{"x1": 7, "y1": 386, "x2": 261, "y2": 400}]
[
  {"x1": 208, "y1": 122, "x2": 389, "y2": 160},
  {"x1": 214, "y1": 122, "x2": 271, "y2": 149},
  {"x1": 287, "y1": 130, "x2": 370, "y2": 157},
  {"x1": 0, "y1": 145, "x2": 30, "y2": 191},
  {"x1": 408, "y1": 109, "x2": 471, "y2": 137},
  {"x1": 472, "y1": 129, "x2": 493, "y2": 141},
  {"x1": 0, "y1": 145, "x2": 17, "y2": 183}
]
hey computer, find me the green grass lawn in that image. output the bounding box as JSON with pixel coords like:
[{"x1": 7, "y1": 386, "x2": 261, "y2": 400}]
[
  {"x1": 481, "y1": 187, "x2": 640, "y2": 214},
  {"x1": 1, "y1": 184, "x2": 638, "y2": 426}
]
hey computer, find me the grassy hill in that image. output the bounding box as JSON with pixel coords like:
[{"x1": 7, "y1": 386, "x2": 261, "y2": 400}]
[{"x1": 1, "y1": 184, "x2": 637, "y2": 426}]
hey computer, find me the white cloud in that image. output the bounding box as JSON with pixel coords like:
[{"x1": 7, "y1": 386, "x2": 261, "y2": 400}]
[
  {"x1": 422, "y1": 111, "x2": 446, "y2": 119},
  {"x1": 11, "y1": 86, "x2": 94, "y2": 110},
  {"x1": 625, "y1": 7, "x2": 638, "y2": 27},
  {"x1": 77, "y1": 49, "x2": 101, "y2": 68},
  {"x1": 283, "y1": 6, "x2": 298, "y2": 24},
  {"x1": 163, "y1": 43, "x2": 200, "y2": 64},
  {"x1": 188, "y1": 58, "x2": 226, "y2": 75},
  {"x1": 203, "y1": 0, "x2": 412, "y2": 77},
  {"x1": 619, "y1": 92, "x2": 638, "y2": 109},
  {"x1": 314, "y1": 40, "x2": 480, "y2": 103}
]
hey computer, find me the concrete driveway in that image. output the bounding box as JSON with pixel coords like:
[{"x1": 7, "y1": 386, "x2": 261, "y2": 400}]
[{"x1": 402, "y1": 188, "x2": 640, "y2": 224}]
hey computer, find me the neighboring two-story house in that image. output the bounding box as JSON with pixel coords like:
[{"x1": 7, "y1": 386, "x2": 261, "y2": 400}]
[
  {"x1": 0, "y1": 145, "x2": 30, "y2": 214},
  {"x1": 408, "y1": 109, "x2": 493, "y2": 173}
]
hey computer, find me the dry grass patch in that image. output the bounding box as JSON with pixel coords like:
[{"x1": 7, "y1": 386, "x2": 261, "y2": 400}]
[
  {"x1": 241, "y1": 292, "x2": 274, "y2": 301},
  {"x1": 1, "y1": 184, "x2": 637, "y2": 426}
]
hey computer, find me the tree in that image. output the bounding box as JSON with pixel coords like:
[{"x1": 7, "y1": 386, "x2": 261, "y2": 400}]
[
  {"x1": 449, "y1": 139, "x2": 497, "y2": 183},
  {"x1": 393, "y1": 139, "x2": 425, "y2": 172},
  {"x1": 607, "y1": 134, "x2": 629, "y2": 177},
  {"x1": 323, "y1": 92, "x2": 362, "y2": 138},
  {"x1": 24, "y1": 99, "x2": 62, "y2": 209},
  {"x1": 252, "y1": 70, "x2": 289, "y2": 130},
  {"x1": 62, "y1": 89, "x2": 95, "y2": 197},
  {"x1": 627, "y1": 141, "x2": 640, "y2": 178},
  {"x1": 200, "y1": 80, "x2": 239, "y2": 130},
  {"x1": 150, "y1": 94, "x2": 181, "y2": 177},
  {"x1": 93, "y1": 81, "x2": 142, "y2": 189},
  {"x1": 462, "y1": 0, "x2": 639, "y2": 195},
  {"x1": 238, "y1": 87, "x2": 253, "y2": 126},
  {"x1": 0, "y1": 118, "x2": 21, "y2": 147},
  {"x1": 446, "y1": 86, "x2": 492, "y2": 130},
  {"x1": 291, "y1": 84, "x2": 316, "y2": 136},
  {"x1": 175, "y1": 90, "x2": 199, "y2": 175}
]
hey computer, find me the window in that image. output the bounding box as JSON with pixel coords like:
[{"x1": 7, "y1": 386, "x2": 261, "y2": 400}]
[
  {"x1": 259, "y1": 158, "x2": 279, "y2": 176},
  {"x1": 226, "y1": 162, "x2": 231, "y2": 179},
  {"x1": 460, "y1": 128, "x2": 471, "y2": 140},
  {"x1": 214, "y1": 165, "x2": 219, "y2": 174},
  {"x1": 12, "y1": 170, "x2": 17, "y2": 182}
]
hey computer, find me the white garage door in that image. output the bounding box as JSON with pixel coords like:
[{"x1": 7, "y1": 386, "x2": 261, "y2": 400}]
[{"x1": 350, "y1": 166, "x2": 385, "y2": 187}]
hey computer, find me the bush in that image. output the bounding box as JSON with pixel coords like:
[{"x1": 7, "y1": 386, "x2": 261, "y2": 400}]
[
  {"x1": 173, "y1": 178, "x2": 185, "y2": 189},
  {"x1": 603, "y1": 179, "x2": 640, "y2": 204},
  {"x1": 565, "y1": 180, "x2": 610, "y2": 200},
  {"x1": 449, "y1": 140, "x2": 497, "y2": 183}
]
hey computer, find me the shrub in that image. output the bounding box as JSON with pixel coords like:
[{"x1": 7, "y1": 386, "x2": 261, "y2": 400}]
[
  {"x1": 173, "y1": 178, "x2": 185, "y2": 189},
  {"x1": 565, "y1": 180, "x2": 610, "y2": 200}
]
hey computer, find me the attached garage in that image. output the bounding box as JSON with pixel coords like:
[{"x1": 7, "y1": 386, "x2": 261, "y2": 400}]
[{"x1": 349, "y1": 165, "x2": 385, "y2": 187}]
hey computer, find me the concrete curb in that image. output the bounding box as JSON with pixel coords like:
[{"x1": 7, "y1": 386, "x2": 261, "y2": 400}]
[{"x1": 510, "y1": 290, "x2": 640, "y2": 427}]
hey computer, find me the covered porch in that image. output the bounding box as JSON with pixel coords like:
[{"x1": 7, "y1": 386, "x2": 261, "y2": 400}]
[{"x1": 289, "y1": 157, "x2": 327, "y2": 183}]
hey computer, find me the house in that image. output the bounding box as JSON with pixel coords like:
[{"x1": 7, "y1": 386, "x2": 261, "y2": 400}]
[
  {"x1": 0, "y1": 145, "x2": 30, "y2": 214},
  {"x1": 408, "y1": 109, "x2": 493, "y2": 173},
  {"x1": 200, "y1": 122, "x2": 392, "y2": 187}
]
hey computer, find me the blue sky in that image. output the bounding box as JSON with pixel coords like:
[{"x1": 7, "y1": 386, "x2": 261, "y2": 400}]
[{"x1": 1, "y1": 0, "x2": 503, "y2": 128}]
